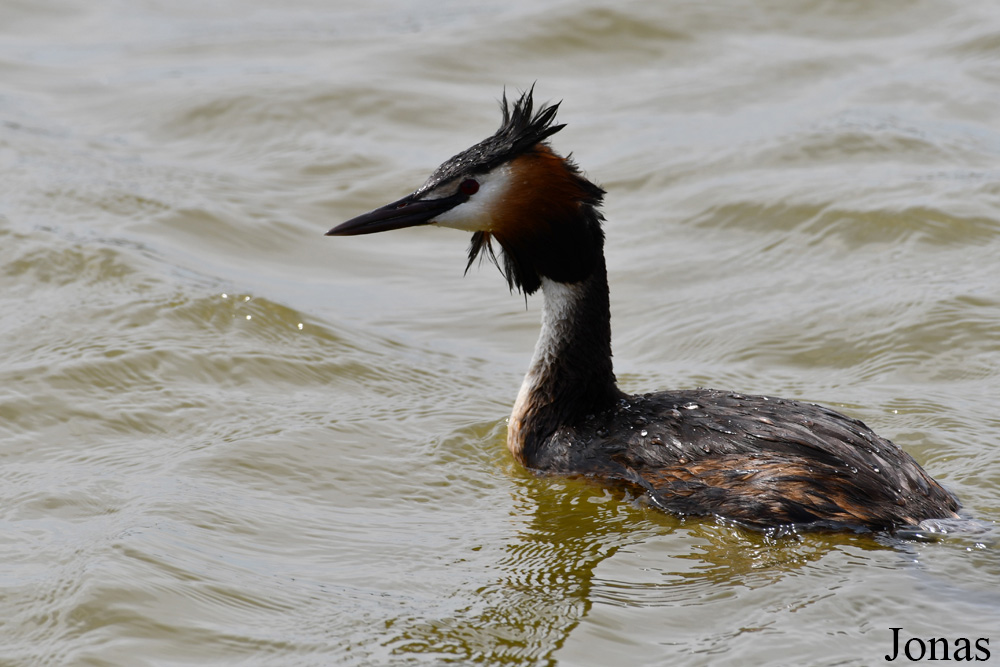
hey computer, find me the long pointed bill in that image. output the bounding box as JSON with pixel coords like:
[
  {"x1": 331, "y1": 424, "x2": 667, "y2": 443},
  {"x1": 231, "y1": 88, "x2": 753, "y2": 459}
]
[{"x1": 326, "y1": 191, "x2": 467, "y2": 236}]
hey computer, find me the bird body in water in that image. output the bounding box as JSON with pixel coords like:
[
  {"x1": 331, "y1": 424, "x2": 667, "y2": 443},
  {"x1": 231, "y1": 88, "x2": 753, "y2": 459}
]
[{"x1": 327, "y1": 88, "x2": 961, "y2": 534}]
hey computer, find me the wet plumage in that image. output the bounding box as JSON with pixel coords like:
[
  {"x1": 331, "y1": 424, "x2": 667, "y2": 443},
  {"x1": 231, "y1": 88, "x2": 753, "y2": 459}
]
[
  {"x1": 328, "y1": 87, "x2": 961, "y2": 533},
  {"x1": 536, "y1": 389, "x2": 957, "y2": 530}
]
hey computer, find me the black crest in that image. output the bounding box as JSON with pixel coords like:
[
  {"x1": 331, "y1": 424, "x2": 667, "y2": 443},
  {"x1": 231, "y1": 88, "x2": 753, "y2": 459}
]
[{"x1": 421, "y1": 86, "x2": 567, "y2": 193}]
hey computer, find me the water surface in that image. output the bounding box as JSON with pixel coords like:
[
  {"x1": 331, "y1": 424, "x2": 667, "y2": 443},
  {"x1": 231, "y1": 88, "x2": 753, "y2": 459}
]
[{"x1": 1, "y1": 1, "x2": 999, "y2": 665}]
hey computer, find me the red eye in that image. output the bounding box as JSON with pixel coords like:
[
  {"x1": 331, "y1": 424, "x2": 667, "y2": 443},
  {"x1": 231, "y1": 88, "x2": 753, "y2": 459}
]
[{"x1": 459, "y1": 179, "x2": 479, "y2": 195}]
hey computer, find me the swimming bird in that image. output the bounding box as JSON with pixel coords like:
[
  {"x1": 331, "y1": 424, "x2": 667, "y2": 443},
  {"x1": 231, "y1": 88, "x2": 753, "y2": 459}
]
[{"x1": 327, "y1": 88, "x2": 961, "y2": 533}]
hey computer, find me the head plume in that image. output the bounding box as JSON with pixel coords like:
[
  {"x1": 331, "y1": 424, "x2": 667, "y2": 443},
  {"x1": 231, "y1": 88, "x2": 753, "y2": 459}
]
[
  {"x1": 420, "y1": 85, "x2": 566, "y2": 192},
  {"x1": 462, "y1": 88, "x2": 606, "y2": 295},
  {"x1": 482, "y1": 85, "x2": 567, "y2": 169}
]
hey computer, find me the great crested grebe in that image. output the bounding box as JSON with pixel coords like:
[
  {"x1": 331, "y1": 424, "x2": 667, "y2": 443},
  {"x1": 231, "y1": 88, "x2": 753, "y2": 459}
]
[{"x1": 328, "y1": 88, "x2": 961, "y2": 533}]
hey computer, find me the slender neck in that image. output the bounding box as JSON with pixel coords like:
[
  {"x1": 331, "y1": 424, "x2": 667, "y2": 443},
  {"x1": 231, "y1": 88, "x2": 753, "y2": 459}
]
[{"x1": 507, "y1": 254, "x2": 621, "y2": 465}]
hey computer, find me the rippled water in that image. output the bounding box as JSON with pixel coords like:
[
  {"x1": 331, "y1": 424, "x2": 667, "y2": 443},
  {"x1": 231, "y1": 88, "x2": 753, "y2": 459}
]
[{"x1": 2, "y1": 1, "x2": 999, "y2": 665}]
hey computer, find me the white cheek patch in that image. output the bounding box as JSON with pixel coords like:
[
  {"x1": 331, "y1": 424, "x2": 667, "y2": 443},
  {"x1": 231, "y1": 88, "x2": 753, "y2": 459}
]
[{"x1": 432, "y1": 165, "x2": 514, "y2": 232}]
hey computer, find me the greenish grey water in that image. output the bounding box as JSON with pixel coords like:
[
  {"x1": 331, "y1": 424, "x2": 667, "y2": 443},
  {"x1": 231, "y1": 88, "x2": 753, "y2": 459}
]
[{"x1": 1, "y1": 1, "x2": 999, "y2": 665}]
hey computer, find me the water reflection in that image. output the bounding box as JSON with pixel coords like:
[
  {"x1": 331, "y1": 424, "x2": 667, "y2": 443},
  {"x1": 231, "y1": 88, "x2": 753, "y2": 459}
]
[
  {"x1": 381, "y1": 469, "x2": 638, "y2": 662},
  {"x1": 383, "y1": 460, "x2": 906, "y2": 663}
]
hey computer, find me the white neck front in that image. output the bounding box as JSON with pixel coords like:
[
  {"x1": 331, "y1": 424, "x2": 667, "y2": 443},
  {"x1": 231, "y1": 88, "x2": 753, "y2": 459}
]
[
  {"x1": 509, "y1": 278, "x2": 582, "y2": 461},
  {"x1": 506, "y1": 271, "x2": 619, "y2": 465}
]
